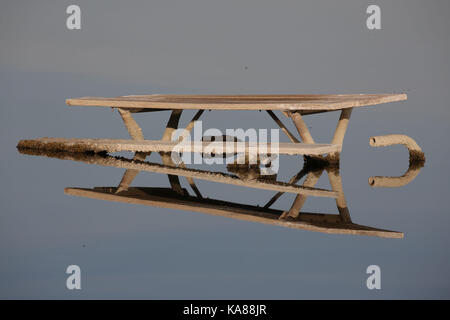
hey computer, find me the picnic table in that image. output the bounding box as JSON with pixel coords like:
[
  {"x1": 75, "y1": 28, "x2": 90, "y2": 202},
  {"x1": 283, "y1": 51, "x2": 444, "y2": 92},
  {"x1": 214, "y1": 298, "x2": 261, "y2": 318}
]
[
  {"x1": 22, "y1": 94, "x2": 407, "y2": 162},
  {"x1": 18, "y1": 93, "x2": 408, "y2": 197},
  {"x1": 62, "y1": 94, "x2": 407, "y2": 161},
  {"x1": 16, "y1": 93, "x2": 420, "y2": 238}
]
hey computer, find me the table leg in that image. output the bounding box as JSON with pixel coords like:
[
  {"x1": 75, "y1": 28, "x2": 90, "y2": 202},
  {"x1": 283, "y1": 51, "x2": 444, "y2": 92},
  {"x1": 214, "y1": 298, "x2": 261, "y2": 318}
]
[
  {"x1": 115, "y1": 108, "x2": 148, "y2": 193},
  {"x1": 284, "y1": 108, "x2": 353, "y2": 165},
  {"x1": 326, "y1": 108, "x2": 353, "y2": 164},
  {"x1": 117, "y1": 108, "x2": 204, "y2": 196},
  {"x1": 281, "y1": 168, "x2": 324, "y2": 219},
  {"x1": 161, "y1": 110, "x2": 185, "y2": 195},
  {"x1": 266, "y1": 110, "x2": 300, "y2": 143},
  {"x1": 286, "y1": 111, "x2": 315, "y2": 144}
]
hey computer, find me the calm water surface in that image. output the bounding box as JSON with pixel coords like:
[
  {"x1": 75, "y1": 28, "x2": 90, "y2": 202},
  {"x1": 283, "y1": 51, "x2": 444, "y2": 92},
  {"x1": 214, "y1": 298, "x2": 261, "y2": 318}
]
[{"x1": 1, "y1": 0, "x2": 450, "y2": 299}]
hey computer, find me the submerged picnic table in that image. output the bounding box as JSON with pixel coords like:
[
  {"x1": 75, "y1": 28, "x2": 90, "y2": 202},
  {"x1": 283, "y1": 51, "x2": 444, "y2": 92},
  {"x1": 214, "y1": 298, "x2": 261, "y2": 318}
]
[
  {"x1": 16, "y1": 94, "x2": 412, "y2": 238},
  {"x1": 18, "y1": 93, "x2": 407, "y2": 197},
  {"x1": 24, "y1": 94, "x2": 407, "y2": 160},
  {"x1": 62, "y1": 94, "x2": 407, "y2": 161}
]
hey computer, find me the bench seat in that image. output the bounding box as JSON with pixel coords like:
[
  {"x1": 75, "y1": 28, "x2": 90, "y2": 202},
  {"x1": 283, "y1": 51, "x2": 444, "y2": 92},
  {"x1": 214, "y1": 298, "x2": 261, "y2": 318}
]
[{"x1": 18, "y1": 137, "x2": 340, "y2": 156}]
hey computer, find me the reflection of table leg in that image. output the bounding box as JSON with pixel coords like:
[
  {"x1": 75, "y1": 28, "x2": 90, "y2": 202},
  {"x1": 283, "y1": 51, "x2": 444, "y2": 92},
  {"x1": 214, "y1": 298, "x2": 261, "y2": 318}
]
[
  {"x1": 281, "y1": 169, "x2": 324, "y2": 219},
  {"x1": 173, "y1": 110, "x2": 205, "y2": 197},
  {"x1": 116, "y1": 108, "x2": 189, "y2": 195},
  {"x1": 281, "y1": 166, "x2": 351, "y2": 223},
  {"x1": 326, "y1": 168, "x2": 351, "y2": 223},
  {"x1": 263, "y1": 167, "x2": 308, "y2": 208},
  {"x1": 161, "y1": 110, "x2": 208, "y2": 197},
  {"x1": 116, "y1": 108, "x2": 148, "y2": 193}
]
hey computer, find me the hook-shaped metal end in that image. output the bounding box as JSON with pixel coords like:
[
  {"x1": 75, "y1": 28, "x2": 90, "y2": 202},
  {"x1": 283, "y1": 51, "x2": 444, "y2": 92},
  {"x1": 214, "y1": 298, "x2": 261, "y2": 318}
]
[
  {"x1": 369, "y1": 134, "x2": 425, "y2": 163},
  {"x1": 369, "y1": 134, "x2": 425, "y2": 187}
]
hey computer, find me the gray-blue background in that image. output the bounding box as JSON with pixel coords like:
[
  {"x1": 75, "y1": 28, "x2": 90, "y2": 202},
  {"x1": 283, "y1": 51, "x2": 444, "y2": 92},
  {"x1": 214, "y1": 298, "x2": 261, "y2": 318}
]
[{"x1": 1, "y1": 0, "x2": 449, "y2": 298}]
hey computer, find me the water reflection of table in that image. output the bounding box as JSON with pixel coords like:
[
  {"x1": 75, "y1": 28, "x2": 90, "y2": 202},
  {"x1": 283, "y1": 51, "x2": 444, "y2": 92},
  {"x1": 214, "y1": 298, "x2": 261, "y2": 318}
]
[{"x1": 18, "y1": 147, "x2": 423, "y2": 239}]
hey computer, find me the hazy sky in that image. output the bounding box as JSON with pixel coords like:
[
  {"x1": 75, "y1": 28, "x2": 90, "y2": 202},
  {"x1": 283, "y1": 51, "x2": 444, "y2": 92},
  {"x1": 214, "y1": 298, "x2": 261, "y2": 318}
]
[{"x1": 1, "y1": 0, "x2": 449, "y2": 106}]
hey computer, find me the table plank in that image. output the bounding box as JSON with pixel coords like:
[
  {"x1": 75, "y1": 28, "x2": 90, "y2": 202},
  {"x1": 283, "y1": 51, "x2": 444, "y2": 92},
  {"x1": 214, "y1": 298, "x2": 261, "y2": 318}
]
[
  {"x1": 17, "y1": 147, "x2": 337, "y2": 197},
  {"x1": 66, "y1": 94, "x2": 407, "y2": 111},
  {"x1": 65, "y1": 187, "x2": 403, "y2": 238},
  {"x1": 18, "y1": 137, "x2": 340, "y2": 155}
]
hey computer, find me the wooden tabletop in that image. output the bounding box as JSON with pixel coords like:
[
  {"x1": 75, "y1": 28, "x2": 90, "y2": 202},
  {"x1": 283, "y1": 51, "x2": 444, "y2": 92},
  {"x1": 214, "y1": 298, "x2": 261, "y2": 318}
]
[{"x1": 66, "y1": 93, "x2": 407, "y2": 111}]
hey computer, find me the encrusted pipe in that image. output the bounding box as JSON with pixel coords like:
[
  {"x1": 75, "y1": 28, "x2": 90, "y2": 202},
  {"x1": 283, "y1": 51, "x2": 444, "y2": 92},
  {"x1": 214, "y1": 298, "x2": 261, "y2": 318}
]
[
  {"x1": 368, "y1": 134, "x2": 425, "y2": 188},
  {"x1": 369, "y1": 161, "x2": 424, "y2": 188},
  {"x1": 369, "y1": 134, "x2": 425, "y2": 162}
]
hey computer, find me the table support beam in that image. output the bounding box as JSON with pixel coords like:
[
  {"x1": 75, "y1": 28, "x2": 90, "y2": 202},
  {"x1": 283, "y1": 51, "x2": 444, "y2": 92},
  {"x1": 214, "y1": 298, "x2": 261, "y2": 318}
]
[
  {"x1": 263, "y1": 167, "x2": 307, "y2": 209},
  {"x1": 281, "y1": 166, "x2": 351, "y2": 223},
  {"x1": 161, "y1": 110, "x2": 185, "y2": 195},
  {"x1": 117, "y1": 108, "x2": 145, "y2": 140},
  {"x1": 327, "y1": 168, "x2": 351, "y2": 223},
  {"x1": 286, "y1": 111, "x2": 315, "y2": 144},
  {"x1": 283, "y1": 108, "x2": 353, "y2": 165},
  {"x1": 177, "y1": 110, "x2": 204, "y2": 142},
  {"x1": 326, "y1": 108, "x2": 353, "y2": 164},
  {"x1": 116, "y1": 108, "x2": 148, "y2": 193},
  {"x1": 266, "y1": 110, "x2": 300, "y2": 143}
]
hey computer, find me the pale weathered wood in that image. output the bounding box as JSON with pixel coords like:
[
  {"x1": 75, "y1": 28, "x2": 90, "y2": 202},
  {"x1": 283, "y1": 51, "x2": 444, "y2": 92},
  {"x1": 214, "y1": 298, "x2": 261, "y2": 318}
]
[
  {"x1": 330, "y1": 108, "x2": 353, "y2": 148},
  {"x1": 282, "y1": 169, "x2": 323, "y2": 219},
  {"x1": 17, "y1": 137, "x2": 340, "y2": 156},
  {"x1": 282, "y1": 167, "x2": 352, "y2": 223},
  {"x1": 116, "y1": 108, "x2": 147, "y2": 193},
  {"x1": 64, "y1": 186, "x2": 403, "y2": 238},
  {"x1": 117, "y1": 108, "x2": 144, "y2": 140},
  {"x1": 263, "y1": 168, "x2": 307, "y2": 208},
  {"x1": 66, "y1": 94, "x2": 407, "y2": 111},
  {"x1": 326, "y1": 108, "x2": 353, "y2": 163},
  {"x1": 287, "y1": 111, "x2": 315, "y2": 144},
  {"x1": 328, "y1": 168, "x2": 352, "y2": 223},
  {"x1": 17, "y1": 148, "x2": 337, "y2": 198}
]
